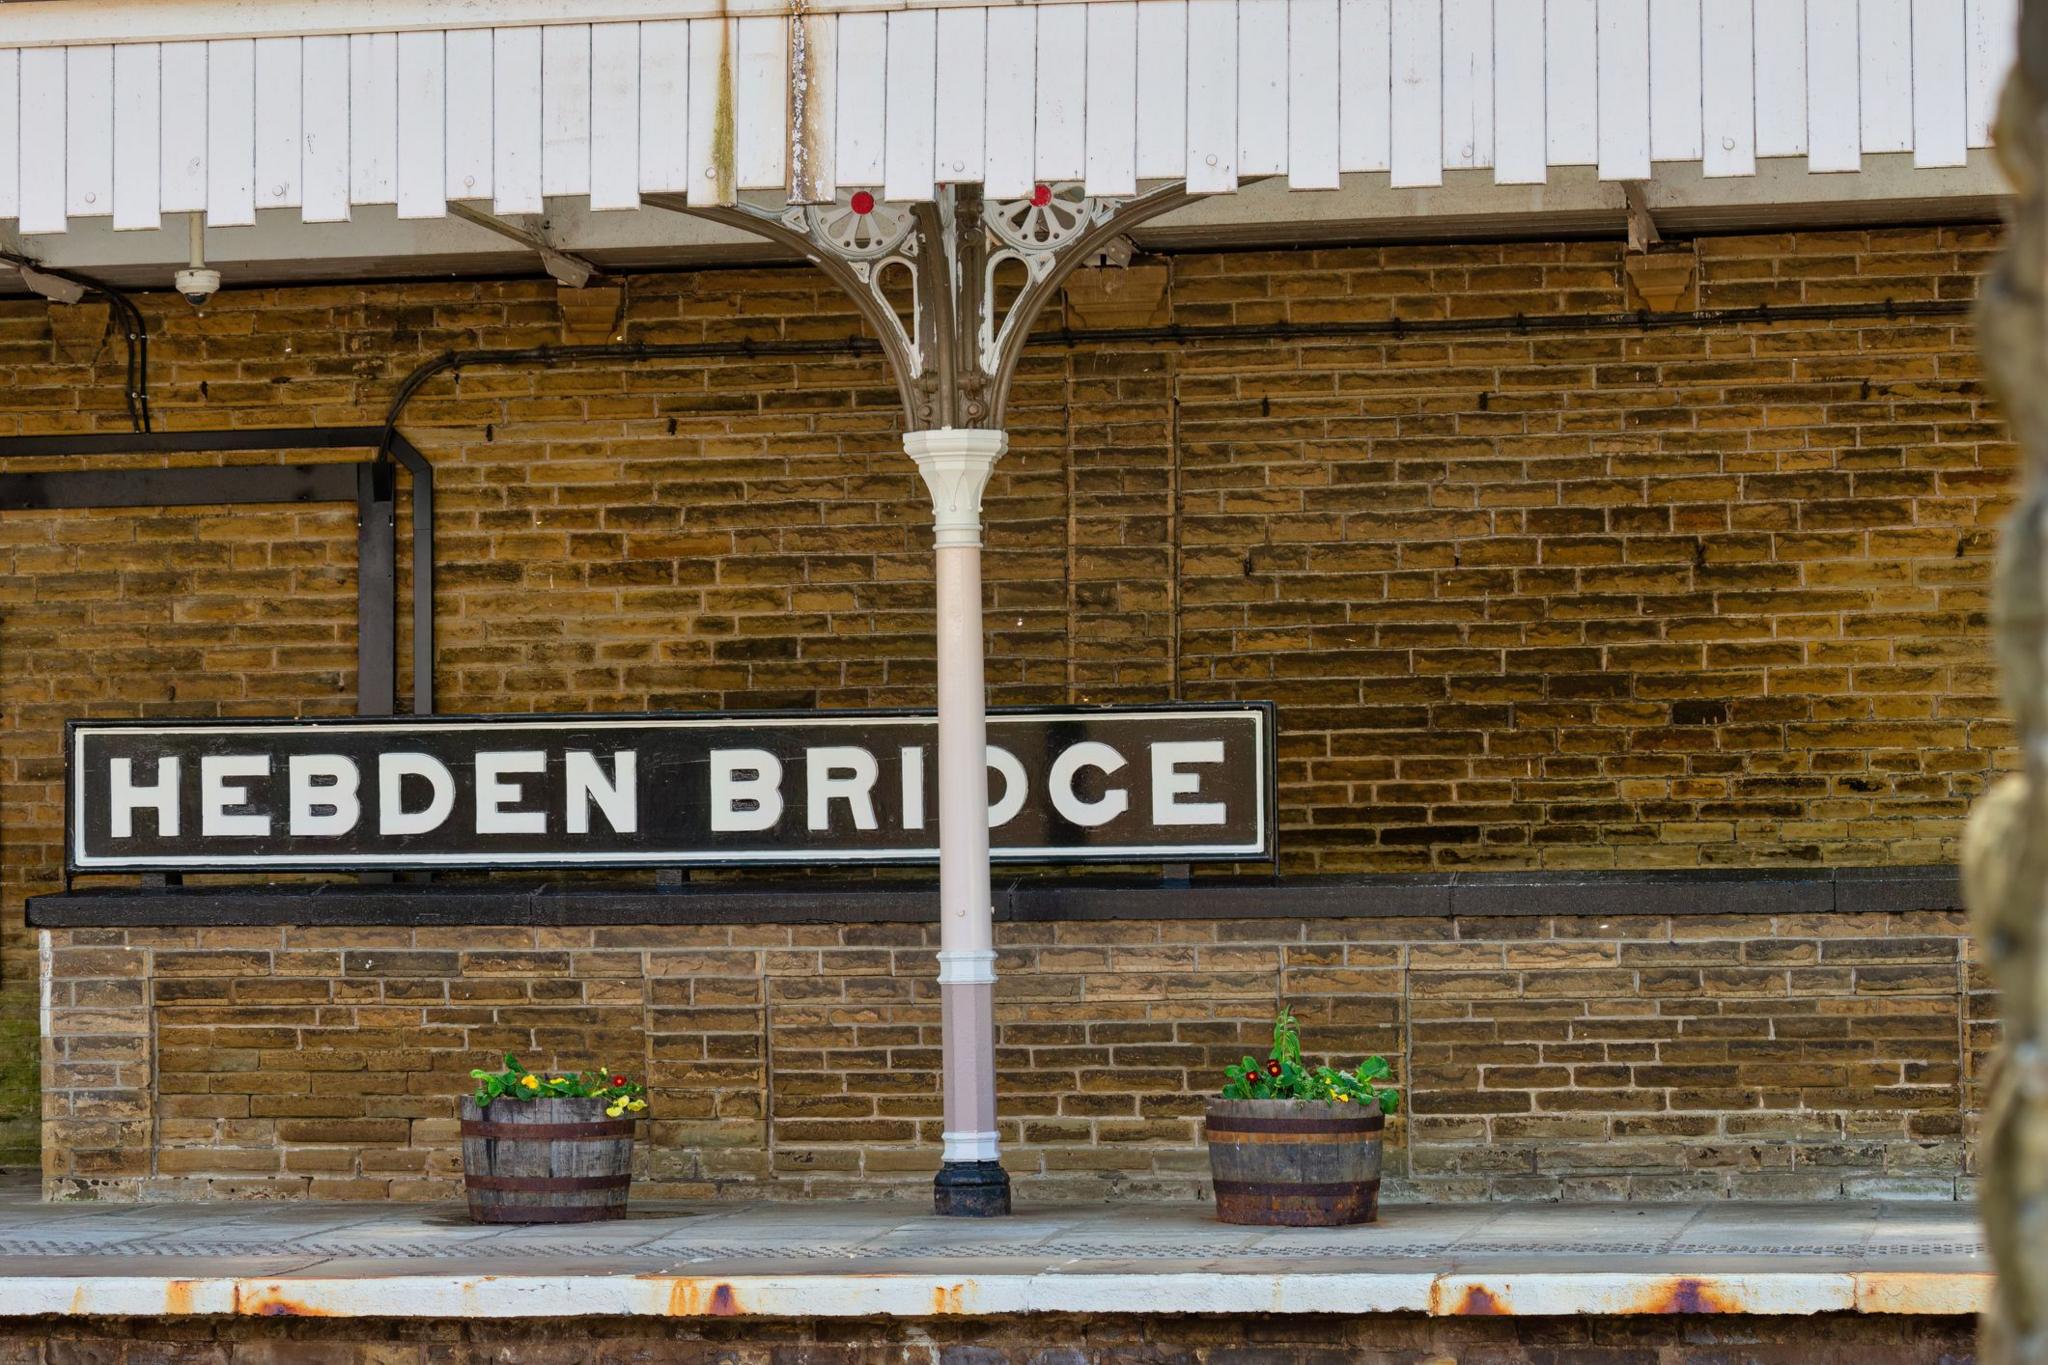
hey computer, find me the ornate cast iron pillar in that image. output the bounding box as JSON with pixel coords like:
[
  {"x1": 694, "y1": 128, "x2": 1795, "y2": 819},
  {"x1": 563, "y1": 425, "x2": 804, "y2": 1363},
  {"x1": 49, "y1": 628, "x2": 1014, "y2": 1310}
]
[
  {"x1": 906, "y1": 425, "x2": 1007, "y2": 1213},
  {"x1": 653, "y1": 180, "x2": 1186, "y2": 1215}
]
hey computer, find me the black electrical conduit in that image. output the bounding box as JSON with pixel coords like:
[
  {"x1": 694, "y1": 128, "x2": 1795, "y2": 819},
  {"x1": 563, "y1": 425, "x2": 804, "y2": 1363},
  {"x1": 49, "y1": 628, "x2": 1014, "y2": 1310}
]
[
  {"x1": 377, "y1": 337, "x2": 879, "y2": 451},
  {"x1": 0, "y1": 250, "x2": 152, "y2": 434},
  {"x1": 376, "y1": 296, "x2": 1973, "y2": 448}
]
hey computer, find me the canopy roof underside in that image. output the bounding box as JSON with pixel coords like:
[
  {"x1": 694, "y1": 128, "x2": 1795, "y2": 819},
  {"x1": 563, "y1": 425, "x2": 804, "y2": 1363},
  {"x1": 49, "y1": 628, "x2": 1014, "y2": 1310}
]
[{"x1": 0, "y1": 0, "x2": 2019, "y2": 241}]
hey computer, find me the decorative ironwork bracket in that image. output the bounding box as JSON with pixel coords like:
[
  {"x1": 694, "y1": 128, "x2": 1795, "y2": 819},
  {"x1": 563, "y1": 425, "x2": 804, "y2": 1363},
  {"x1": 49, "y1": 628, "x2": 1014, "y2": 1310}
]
[{"x1": 648, "y1": 181, "x2": 1187, "y2": 431}]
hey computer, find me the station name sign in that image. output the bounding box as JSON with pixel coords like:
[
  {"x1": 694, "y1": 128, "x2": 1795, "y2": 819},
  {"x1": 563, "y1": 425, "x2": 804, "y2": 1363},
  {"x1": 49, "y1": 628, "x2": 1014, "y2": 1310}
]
[{"x1": 68, "y1": 705, "x2": 1274, "y2": 872}]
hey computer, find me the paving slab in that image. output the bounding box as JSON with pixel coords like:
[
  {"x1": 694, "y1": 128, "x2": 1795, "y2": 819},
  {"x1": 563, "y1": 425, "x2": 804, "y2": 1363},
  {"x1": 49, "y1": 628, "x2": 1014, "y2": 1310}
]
[{"x1": 0, "y1": 1192, "x2": 1988, "y2": 1320}]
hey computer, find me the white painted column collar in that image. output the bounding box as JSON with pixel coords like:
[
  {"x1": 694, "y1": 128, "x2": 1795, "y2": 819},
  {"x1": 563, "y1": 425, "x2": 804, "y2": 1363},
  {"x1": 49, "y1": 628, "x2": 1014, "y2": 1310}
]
[
  {"x1": 941, "y1": 1129, "x2": 1002, "y2": 1162},
  {"x1": 935, "y1": 948, "x2": 997, "y2": 985},
  {"x1": 905, "y1": 428, "x2": 1006, "y2": 549}
]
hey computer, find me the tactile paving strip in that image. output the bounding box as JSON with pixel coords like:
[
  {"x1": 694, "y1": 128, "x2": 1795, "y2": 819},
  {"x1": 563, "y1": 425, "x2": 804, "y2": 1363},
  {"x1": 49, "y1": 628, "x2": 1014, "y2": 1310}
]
[{"x1": 0, "y1": 1237, "x2": 1987, "y2": 1261}]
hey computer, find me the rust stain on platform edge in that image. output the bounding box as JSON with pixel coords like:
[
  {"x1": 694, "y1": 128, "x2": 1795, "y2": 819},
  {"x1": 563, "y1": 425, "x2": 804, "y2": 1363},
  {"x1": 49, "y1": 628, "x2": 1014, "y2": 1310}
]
[
  {"x1": 667, "y1": 1280, "x2": 744, "y2": 1316},
  {"x1": 1451, "y1": 1285, "x2": 1509, "y2": 1315},
  {"x1": 1433, "y1": 1276, "x2": 1775, "y2": 1317},
  {"x1": 931, "y1": 1283, "x2": 968, "y2": 1314},
  {"x1": 237, "y1": 1287, "x2": 333, "y2": 1317},
  {"x1": 1635, "y1": 1278, "x2": 1740, "y2": 1314}
]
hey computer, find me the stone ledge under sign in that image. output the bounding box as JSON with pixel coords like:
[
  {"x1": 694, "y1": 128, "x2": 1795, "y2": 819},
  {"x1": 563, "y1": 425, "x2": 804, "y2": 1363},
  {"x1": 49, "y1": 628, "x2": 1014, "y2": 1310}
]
[{"x1": 28, "y1": 865, "x2": 1962, "y2": 926}]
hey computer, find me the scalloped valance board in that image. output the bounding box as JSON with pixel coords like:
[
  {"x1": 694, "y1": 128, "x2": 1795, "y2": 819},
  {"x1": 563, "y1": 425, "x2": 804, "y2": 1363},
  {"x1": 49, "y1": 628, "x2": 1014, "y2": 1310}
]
[{"x1": 0, "y1": 0, "x2": 2018, "y2": 237}]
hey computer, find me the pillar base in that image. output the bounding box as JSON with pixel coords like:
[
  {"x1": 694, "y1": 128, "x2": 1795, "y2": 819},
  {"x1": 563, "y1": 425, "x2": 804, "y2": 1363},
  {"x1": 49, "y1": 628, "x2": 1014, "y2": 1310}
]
[{"x1": 933, "y1": 1160, "x2": 1012, "y2": 1217}]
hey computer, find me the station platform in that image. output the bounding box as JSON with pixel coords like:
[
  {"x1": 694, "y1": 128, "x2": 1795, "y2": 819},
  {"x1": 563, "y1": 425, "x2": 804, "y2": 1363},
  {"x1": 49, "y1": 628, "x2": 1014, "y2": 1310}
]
[{"x1": 0, "y1": 1193, "x2": 1986, "y2": 1321}]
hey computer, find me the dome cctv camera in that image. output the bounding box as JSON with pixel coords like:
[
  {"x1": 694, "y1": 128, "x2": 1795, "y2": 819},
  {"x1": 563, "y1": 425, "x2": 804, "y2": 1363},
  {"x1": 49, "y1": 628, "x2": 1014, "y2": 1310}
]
[{"x1": 174, "y1": 267, "x2": 220, "y2": 307}]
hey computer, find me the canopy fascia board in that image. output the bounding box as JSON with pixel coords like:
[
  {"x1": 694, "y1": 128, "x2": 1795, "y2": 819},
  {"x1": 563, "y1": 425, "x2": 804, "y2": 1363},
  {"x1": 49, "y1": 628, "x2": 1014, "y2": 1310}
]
[
  {"x1": 0, "y1": 0, "x2": 1080, "y2": 48},
  {"x1": 1, "y1": 155, "x2": 2009, "y2": 294}
]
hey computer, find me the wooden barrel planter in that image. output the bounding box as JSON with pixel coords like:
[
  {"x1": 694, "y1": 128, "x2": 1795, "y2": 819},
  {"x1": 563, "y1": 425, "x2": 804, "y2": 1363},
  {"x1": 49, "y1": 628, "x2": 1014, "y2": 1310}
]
[
  {"x1": 1204, "y1": 1098, "x2": 1384, "y2": 1227},
  {"x1": 459, "y1": 1096, "x2": 636, "y2": 1223}
]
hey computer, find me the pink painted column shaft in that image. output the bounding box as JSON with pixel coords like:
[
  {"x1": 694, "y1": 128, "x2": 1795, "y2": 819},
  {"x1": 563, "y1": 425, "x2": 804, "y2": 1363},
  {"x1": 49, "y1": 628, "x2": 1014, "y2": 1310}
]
[{"x1": 905, "y1": 429, "x2": 1007, "y2": 1209}]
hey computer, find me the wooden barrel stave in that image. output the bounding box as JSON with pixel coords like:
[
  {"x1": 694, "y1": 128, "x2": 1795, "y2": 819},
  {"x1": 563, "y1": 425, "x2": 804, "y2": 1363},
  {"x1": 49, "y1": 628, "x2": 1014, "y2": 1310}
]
[
  {"x1": 459, "y1": 1097, "x2": 635, "y2": 1224},
  {"x1": 1205, "y1": 1099, "x2": 1384, "y2": 1227}
]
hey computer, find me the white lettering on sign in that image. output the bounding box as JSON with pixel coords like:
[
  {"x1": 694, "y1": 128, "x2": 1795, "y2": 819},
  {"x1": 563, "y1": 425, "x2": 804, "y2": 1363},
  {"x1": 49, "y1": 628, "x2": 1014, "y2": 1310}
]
[
  {"x1": 711, "y1": 748, "x2": 783, "y2": 832},
  {"x1": 1049, "y1": 741, "x2": 1128, "y2": 827},
  {"x1": 109, "y1": 755, "x2": 179, "y2": 838},
  {"x1": 807, "y1": 746, "x2": 879, "y2": 831},
  {"x1": 201, "y1": 754, "x2": 270, "y2": 837},
  {"x1": 986, "y1": 746, "x2": 1027, "y2": 827},
  {"x1": 900, "y1": 746, "x2": 925, "y2": 830},
  {"x1": 565, "y1": 750, "x2": 637, "y2": 835},
  {"x1": 1151, "y1": 740, "x2": 1226, "y2": 826},
  {"x1": 380, "y1": 753, "x2": 455, "y2": 835},
  {"x1": 475, "y1": 751, "x2": 547, "y2": 834},
  {"x1": 288, "y1": 754, "x2": 361, "y2": 836}
]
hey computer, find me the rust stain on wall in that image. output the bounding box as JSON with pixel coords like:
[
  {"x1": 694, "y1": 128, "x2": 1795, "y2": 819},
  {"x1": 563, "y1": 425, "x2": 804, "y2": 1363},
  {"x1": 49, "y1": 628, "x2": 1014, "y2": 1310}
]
[
  {"x1": 930, "y1": 1283, "x2": 968, "y2": 1314},
  {"x1": 711, "y1": 18, "x2": 737, "y2": 204}
]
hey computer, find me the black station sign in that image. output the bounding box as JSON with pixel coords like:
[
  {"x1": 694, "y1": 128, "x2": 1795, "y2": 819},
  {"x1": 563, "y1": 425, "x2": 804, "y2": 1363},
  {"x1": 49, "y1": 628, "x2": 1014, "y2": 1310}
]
[{"x1": 67, "y1": 705, "x2": 1275, "y2": 872}]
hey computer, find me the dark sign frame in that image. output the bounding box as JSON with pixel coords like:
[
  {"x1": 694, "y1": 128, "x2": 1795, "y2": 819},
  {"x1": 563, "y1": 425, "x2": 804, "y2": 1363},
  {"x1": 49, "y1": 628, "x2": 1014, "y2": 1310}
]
[{"x1": 66, "y1": 703, "x2": 1278, "y2": 874}]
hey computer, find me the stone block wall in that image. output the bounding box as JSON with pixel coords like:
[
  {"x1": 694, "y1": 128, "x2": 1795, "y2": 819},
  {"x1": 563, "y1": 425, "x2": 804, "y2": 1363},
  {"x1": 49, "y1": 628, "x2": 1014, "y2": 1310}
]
[
  {"x1": 0, "y1": 222, "x2": 2012, "y2": 1182},
  {"x1": 40, "y1": 902, "x2": 1981, "y2": 1202},
  {"x1": 0, "y1": 1311, "x2": 1984, "y2": 1363}
]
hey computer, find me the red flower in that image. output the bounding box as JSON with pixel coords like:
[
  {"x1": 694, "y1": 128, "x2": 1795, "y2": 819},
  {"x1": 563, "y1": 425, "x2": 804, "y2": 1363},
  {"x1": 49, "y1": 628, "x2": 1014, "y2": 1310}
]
[
  {"x1": 1266, "y1": 1060, "x2": 1283, "y2": 1077},
  {"x1": 610, "y1": 1075, "x2": 626, "y2": 1087}
]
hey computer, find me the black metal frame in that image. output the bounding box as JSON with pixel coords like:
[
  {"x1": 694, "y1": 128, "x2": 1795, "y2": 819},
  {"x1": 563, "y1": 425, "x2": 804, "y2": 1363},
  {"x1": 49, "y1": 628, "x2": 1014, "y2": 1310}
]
[{"x1": 0, "y1": 427, "x2": 434, "y2": 718}]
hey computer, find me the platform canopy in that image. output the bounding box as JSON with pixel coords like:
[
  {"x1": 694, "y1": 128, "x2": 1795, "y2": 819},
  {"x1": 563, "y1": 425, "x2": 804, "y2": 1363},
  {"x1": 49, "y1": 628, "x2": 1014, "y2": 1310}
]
[
  {"x1": 0, "y1": 0, "x2": 2027, "y2": 1221},
  {"x1": 0, "y1": 0, "x2": 2023, "y2": 285}
]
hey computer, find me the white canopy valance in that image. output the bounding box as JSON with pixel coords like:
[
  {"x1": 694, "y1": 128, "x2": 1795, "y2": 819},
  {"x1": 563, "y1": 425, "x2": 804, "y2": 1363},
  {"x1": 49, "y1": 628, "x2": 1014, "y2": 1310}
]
[{"x1": 0, "y1": 0, "x2": 2018, "y2": 237}]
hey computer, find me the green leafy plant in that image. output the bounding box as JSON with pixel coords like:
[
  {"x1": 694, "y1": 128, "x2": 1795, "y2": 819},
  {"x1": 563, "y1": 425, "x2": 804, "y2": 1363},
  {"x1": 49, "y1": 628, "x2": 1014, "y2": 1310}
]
[
  {"x1": 470, "y1": 1054, "x2": 648, "y2": 1118},
  {"x1": 1219, "y1": 1007, "x2": 1400, "y2": 1112}
]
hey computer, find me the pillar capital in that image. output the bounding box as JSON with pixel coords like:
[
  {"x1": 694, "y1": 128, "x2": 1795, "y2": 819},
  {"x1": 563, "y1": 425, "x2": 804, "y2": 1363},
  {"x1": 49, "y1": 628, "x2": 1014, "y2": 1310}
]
[
  {"x1": 653, "y1": 184, "x2": 1187, "y2": 432},
  {"x1": 905, "y1": 428, "x2": 1006, "y2": 549}
]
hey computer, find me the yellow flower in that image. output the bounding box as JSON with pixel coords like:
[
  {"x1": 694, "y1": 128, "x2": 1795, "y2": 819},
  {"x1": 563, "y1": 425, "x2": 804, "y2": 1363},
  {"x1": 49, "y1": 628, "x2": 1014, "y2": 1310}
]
[
  {"x1": 550, "y1": 1077, "x2": 566, "y2": 1085},
  {"x1": 627, "y1": 1099, "x2": 647, "y2": 1112},
  {"x1": 606, "y1": 1104, "x2": 625, "y2": 1118},
  {"x1": 520, "y1": 1075, "x2": 539, "y2": 1090},
  {"x1": 1339, "y1": 1094, "x2": 1352, "y2": 1103}
]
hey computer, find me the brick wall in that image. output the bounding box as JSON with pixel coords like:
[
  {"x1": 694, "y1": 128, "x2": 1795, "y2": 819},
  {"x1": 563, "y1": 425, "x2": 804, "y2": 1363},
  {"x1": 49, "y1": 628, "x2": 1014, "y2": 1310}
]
[
  {"x1": 0, "y1": 1311, "x2": 1983, "y2": 1363},
  {"x1": 41, "y1": 905, "x2": 1980, "y2": 1201},
  {"x1": 0, "y1": 223, "x2": 2012, "y2": 1187}
]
